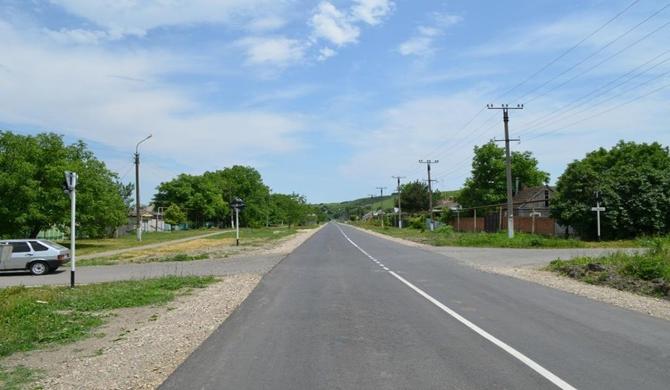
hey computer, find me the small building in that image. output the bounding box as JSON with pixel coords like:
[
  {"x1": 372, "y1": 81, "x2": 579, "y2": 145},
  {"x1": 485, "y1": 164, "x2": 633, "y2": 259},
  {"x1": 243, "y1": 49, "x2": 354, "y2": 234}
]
[{"x1": 513, "y1": 185, "x2": 555, "y2": 217}]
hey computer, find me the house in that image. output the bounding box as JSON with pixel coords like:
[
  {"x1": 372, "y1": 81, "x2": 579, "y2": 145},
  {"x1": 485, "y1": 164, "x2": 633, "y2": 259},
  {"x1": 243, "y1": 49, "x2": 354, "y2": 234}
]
[{"x1": 512, "y1": 185, "x2": 555, "y2": 217}]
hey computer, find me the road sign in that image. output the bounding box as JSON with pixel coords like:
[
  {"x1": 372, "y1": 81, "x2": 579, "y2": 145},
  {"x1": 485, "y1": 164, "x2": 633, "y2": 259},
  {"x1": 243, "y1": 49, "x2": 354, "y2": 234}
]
[{"x1": 591, "y1": 207, "x2": 606, "y2": 212}]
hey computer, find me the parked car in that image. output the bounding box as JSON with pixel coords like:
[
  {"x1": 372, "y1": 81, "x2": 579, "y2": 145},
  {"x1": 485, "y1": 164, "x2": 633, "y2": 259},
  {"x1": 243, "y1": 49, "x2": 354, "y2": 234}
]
[{"x1": 0, "y1": 239, "x2": 70, "y2": 275}]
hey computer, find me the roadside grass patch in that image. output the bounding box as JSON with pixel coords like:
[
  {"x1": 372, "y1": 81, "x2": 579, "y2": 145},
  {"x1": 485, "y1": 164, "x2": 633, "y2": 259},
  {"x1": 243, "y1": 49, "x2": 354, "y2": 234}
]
[
  {"x1": 0, "y1": 365, "x2": 39, "y2": 390},
  {"x1": 0, "y1": 276, "x2": 216, "y2": 358},
  {"x1": 356, "y1": 223, "x2": 639, "y2": 248},
  {"x1": 548, "y1": 240, "x2": 670, "y2": 298}
]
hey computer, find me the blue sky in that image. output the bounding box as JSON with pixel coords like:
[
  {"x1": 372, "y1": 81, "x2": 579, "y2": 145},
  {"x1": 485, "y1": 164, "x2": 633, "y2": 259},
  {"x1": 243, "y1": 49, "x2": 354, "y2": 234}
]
[{"x1": 1, "y1": 0, "x2": 669, "y2": 204}]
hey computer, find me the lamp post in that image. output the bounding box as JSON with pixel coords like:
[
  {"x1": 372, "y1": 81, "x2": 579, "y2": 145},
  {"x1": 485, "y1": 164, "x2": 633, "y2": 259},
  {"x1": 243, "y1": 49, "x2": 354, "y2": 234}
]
[{"x1": 135, "y1": 134, "x2": 152, "y2": 241}]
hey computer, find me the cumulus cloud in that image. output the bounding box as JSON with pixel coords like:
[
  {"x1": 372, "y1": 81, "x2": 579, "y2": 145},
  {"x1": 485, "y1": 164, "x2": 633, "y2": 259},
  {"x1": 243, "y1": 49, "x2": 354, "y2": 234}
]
[
  {"x1": 351, "y1": 0, "x2": 395, "y2": 25},
  {"x1": 310, "y1": 2, "x2": 360, "y2": 47},
  {"x1": 318, "y1": 47, "x2": 337, "y2": 61},
  {"x1": 236, "y1": 36, "x2": 305, "y2": 66}
]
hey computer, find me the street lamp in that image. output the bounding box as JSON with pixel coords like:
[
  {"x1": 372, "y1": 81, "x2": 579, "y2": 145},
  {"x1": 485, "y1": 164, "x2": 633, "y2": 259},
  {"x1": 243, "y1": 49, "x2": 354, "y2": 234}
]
[{"x1": 135, "y1": 134, "x2": 152, "y2": 241}]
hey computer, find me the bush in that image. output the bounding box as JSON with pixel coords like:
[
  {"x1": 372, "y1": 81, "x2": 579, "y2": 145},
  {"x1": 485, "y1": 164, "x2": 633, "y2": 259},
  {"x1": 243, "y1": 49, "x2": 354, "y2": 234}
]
[
  {"x1": 621, "y1": 255, "x2": 667, "y2": 281},
  {"x1": 408, "y1": 217, "x2": 425, "y2": 230},
  {"x1": 436, "y1": 225, "x2": 454, "y2": 235}
]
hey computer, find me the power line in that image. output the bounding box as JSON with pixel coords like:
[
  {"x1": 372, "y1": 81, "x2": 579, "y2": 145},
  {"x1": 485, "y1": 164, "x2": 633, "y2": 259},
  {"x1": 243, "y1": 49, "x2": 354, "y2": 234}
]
[
  {"x1": 517, "y1": 49, "x2": 670, "y2": 135},
  {"x1": 515, "y1": 1, "x2": 670, "y2": 103}
]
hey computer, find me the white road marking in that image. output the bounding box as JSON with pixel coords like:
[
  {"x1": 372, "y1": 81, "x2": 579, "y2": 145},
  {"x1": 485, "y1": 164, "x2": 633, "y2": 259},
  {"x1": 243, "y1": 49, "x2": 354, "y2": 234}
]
[{"x1": 335, "y1": 224, "x2": 577, "y2": 390}]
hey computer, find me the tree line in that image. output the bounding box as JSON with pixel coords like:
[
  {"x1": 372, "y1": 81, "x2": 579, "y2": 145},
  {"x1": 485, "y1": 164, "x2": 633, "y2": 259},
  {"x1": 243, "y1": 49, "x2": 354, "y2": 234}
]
[{"x1": 0, "y1": 131, "x2": 323, "y2": 239}]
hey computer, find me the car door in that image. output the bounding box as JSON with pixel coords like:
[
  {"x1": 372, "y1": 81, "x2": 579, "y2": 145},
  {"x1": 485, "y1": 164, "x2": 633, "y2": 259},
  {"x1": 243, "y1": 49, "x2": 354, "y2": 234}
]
[{"x1": 6, "y1": 241, "x2": 34, "y2": 270}]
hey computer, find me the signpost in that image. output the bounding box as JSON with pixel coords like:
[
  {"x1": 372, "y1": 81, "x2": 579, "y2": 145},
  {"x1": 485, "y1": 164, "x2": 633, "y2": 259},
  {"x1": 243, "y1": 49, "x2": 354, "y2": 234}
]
[
  {"x1": 64, "y1": 171, "x2": 78, "y2": 287},
  {"x1": 591, "y1": 191, "x2": 606, "y2": 241},
  {"x1": 230, "y1": 198, "x2": 245, "y2": 246}
]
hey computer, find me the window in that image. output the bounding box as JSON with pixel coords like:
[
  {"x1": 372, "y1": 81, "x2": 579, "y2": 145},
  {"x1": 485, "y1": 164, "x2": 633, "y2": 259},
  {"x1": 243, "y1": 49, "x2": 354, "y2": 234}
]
[
  {"x1": 10, "y1": 242, "x2": 31, "y2": 253},
  {"x1": 30, "y1": 241, "x2": 49, "y2": 251}
]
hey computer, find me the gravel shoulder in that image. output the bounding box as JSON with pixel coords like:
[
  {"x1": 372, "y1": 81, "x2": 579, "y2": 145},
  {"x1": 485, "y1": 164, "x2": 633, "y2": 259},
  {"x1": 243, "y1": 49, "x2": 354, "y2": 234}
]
[
  {"x1": 348, "y1": 224, "x2": 670, "y2": 322},
  {"x1": 0, "y1": 225, "x2": 325, "y2": 389}
]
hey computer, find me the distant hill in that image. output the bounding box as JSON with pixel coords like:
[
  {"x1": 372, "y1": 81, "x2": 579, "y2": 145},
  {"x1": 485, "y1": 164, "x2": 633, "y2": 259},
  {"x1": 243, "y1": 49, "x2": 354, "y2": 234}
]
[{"x1": 317, "y1": 190, "x2": 461, "y2": 220}]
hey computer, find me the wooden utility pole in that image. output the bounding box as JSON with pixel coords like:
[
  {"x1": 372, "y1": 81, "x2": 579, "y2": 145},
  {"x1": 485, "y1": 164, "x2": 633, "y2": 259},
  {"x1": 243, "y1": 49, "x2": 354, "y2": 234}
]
[
  {"x1": 488, "y1": 104, "x2": 523, "y2": 238},
  {"x1": 419, "y1": 160, "x2": 439, "y2": 231}
]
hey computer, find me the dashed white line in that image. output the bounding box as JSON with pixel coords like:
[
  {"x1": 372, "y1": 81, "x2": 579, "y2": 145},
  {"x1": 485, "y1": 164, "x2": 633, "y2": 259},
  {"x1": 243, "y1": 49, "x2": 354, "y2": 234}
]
[{"x1": 335, "y1": 224, "x2": 577, "y2": 390}]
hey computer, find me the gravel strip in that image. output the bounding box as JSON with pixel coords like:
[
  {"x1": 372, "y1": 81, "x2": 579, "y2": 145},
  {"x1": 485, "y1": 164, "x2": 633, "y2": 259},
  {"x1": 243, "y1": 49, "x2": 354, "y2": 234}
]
[{"x1": 21, "y1": 274, "x2": 262, "y2": 390}]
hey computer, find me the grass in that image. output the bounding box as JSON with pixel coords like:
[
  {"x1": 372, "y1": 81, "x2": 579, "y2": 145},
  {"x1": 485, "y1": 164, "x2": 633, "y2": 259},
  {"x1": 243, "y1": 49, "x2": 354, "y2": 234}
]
[
  {"x1": 0, "y1": 275, "x2": 216, "y2": 358},
  {"x1": 75, "y1": 226, "x2": 300, "y2": 266},
  {"x1": 547, "y1": 239, "x2": 670, "y2": 299},
  {"x1": 0, "y1": 365, "x2": 39, "y2": 390},
  {"x1": 356, "y1": 223, "x2": 641, "y2": 249},
  {"x1": 60, "y1": 228, "x2": 226, "y2": 256}
]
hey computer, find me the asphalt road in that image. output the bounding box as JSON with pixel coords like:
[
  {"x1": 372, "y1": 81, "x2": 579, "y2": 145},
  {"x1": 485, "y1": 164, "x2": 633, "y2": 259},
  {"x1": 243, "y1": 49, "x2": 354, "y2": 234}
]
[{"x1": 160, "y1": 223, "x2": 670, "y2": 390}]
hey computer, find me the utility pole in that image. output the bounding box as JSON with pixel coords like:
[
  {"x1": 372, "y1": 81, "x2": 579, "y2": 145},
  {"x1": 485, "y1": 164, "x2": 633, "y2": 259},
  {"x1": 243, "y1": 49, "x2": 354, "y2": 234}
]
[
  {"x1": 591, "y1": 191, "x2": 606, "y2": 241},
  {"x1": 134, "y1": 134, "x2": 152, "y2": 241},
  {"x1": 376, "y1": 187, "x2": 387, "y2": 227},
  {"x1": 392, "y1": 176, "x2": 405, "y2": 228},
  {"x1": 419, "y1": 160, "x2": 439, "y2": 231},
  {"x1": 488, "y1": 104, "x2": 523, "y2": 238}
]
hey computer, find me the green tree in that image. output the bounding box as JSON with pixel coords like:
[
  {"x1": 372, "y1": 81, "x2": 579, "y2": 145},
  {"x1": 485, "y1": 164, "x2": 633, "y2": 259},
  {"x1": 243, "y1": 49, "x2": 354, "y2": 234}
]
[
  {"x1": 457, "y1": 141, "x2": 549, "y2": 209},
  {"x1": 153, "y1": 174, "x2": 228, "y2": 227},
  {"x1": 551, "y1": 141, "x2": 670, "y2": 239},
  {"x1": 0, "y1": 131, "x2": 127, "y2": 238},
  {"x1": 400, "y1": 180, "x2": 430, "y2": 213},
  {"x1": 163, "y1": 204, "x2": 187, "y2": 231},
  {"x1": 270, "y1": 193, "x2": 309, "y2": 227},
  {"x1": 204, "y1": 166, "x2": 270, "y2": 228}
]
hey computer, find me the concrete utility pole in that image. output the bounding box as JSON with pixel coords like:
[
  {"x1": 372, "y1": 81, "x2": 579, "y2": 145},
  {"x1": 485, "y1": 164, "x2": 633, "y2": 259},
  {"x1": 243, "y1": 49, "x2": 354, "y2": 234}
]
[
  {"x1": 487, "y1": 104, "x2": 523, "y2": 238},
  {"x1": 392, "y1": 176, "x2": 405, "y2": 228},
  {"x1": 64, "y1": 171, "x2": 78, "y2": 288},
  {"x1": 376, "y1": 187, "x2": 387, "y2": 228},
  {"x1": 419, "y1": 160, "x2": 439, "y2": 231},
  {"x1": 134, "y1": 134, "x2": 152, "y2": 241},
  {"x1": 591, "y1": 191, "x2": 606, "y2": 241}
]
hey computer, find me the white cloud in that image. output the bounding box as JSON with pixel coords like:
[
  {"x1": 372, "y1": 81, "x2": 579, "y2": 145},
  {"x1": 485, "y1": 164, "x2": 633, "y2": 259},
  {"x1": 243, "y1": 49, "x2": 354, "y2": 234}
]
[
  {"x1": 310, "y1": 2, "x2": 360, "y2": 47},
  {"x1": 318, "y1": 47, "x2": 336, "y2": 61},
  {"x1": 351, "y1": 0, "x2": 394, "y2": 25},
  {"x1": 246, "y1": 16, "x2": 287, "y2": 32},
  {"x1": 0, "y1": 21, "x2": 306, "y2": 174},
  {"x1": 398, "y1": 12, "x2": 462, "y2": 57},
  {"x1": 50, "y1": 0, "x2": 281, "y2": 38},
  {"x1": 236, "y1": 36, "x2": 305, "y2": 66}
]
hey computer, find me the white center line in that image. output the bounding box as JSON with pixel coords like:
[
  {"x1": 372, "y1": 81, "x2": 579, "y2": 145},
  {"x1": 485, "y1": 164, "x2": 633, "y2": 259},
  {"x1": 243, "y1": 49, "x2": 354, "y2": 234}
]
[{"x1": 335, "y1": 224, "x2": 577, "y2": 390}]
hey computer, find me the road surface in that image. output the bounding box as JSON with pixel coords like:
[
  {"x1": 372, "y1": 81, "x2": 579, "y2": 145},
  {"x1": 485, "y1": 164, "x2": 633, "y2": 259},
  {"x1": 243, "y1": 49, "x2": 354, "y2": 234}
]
[{"x1": 161, "y1": 223, "x2": 670, "y2": 390}]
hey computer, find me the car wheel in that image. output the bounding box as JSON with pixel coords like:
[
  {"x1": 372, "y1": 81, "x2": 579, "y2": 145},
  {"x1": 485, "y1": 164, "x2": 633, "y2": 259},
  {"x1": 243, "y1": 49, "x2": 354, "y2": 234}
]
[{"x1": 29, "y1": 261, "x2": 49, "y2": 275}]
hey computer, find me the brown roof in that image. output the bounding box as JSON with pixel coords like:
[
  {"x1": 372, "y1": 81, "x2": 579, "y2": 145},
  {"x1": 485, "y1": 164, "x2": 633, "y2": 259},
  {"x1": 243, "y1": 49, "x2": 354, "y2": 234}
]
[{"x1": 513, "y1": 185, "x2": 555, "y2": 207}]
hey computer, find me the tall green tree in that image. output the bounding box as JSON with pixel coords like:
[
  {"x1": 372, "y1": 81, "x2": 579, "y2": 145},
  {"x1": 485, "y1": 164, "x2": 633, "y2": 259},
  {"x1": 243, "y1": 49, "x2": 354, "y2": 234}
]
[
  {"x1": 270, "y1": 193, "x2": 309, "y2": 227},
  {"x1": 204, "y1": 166, "x2": 270, "y2": 227},
  {"x1": 551, "y1": 141, "x2": 670, "y2": 239},
  {"x1": 399, "y1": 180, "x2": 430, "y2": 213},
  {"x1": 0, "y1": 131, "x2": 127, "y2": 238},
  {"x1": 457, "y1": 141, "x2": 549, "y2": 209}
]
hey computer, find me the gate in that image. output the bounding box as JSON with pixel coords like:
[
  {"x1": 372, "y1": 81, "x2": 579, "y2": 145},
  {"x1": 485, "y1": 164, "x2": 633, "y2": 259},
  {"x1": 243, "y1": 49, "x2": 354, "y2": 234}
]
[{"x1": 484, "y1": 213, "x2": 500, "y2": 233}]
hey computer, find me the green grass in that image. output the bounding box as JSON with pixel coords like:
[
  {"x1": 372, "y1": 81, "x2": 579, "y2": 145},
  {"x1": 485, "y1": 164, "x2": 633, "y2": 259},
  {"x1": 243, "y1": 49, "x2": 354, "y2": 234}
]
[
  {"x1": 547, "y1": 240, "x2": 670, "y2": 298},
  {"x1": 60, "y1": 228, "x2": 226, "y2": 256},
  {"x1": 356, "y1": 223, "x2": 641, "y2": 249},
  {"x1": 0, "y1": 365, "x2": 39, "y2": 390},
  {"x1": 0, "y1": 276, "x2": 216, "y2": 358}
]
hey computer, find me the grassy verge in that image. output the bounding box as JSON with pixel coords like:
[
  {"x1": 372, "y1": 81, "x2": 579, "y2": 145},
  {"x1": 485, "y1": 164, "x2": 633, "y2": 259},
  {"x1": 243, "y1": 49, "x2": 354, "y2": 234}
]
[
  {"x1": 355, "y1": 223, "x2": 639, "y2": 248},
  {"x1": 77, "y1": 226, "x2": 300, "y2": 266},
  {"x1": 0, "y1": 366, "x2": 39, "y2": 390},
  {"x1": 547, "y1": 240, "x2": 670, "y2": 299},
  {"x1": 61, "y1": 229, "x2": 226, "y2": 256},
  {"x1": 0, "y1": 276, "x2": 216, "y2": 358}
]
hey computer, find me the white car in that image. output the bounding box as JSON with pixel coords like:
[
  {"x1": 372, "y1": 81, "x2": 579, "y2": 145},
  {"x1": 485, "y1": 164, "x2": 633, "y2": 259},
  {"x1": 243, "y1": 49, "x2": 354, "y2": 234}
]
[{"x1": 0, "y1": 239, "x2": 70, "y2": 275}]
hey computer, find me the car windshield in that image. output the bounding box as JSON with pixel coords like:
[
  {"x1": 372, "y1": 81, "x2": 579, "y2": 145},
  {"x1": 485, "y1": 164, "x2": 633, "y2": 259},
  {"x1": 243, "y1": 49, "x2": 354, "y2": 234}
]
[{"x1": 41, "y1": 240, "x2": 68, "y2": 250}]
